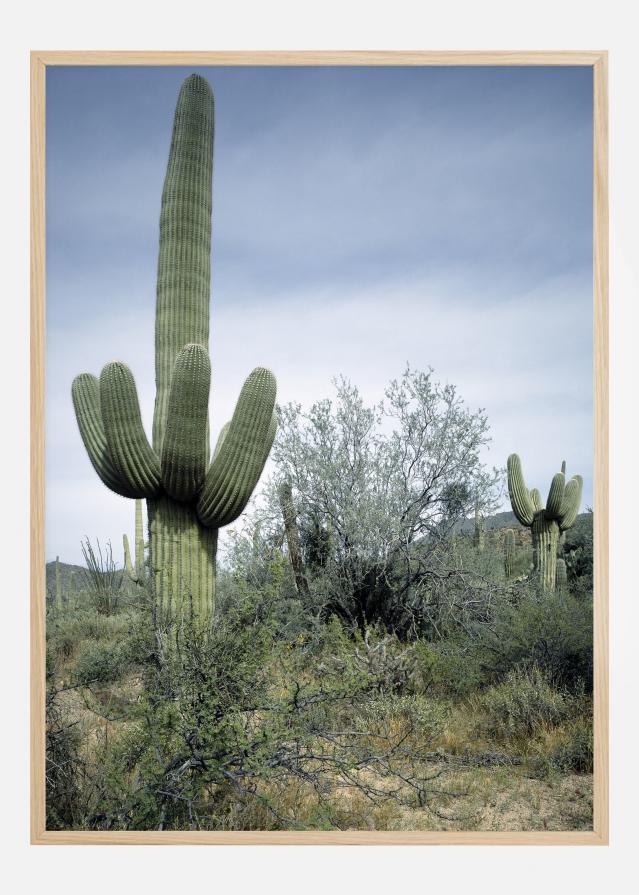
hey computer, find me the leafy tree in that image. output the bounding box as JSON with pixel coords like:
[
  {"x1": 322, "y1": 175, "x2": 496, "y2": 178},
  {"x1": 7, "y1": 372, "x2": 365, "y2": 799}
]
[{"x1": 265, "y1": 367, "x2": 501, "y2": 632}]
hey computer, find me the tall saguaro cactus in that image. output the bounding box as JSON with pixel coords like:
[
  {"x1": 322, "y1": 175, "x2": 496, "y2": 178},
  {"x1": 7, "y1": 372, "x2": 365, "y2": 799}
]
[
  {"x1": 72, "y1": 75, "x2": 277, "y2": 632},
  {"x1": 507, "y1": 454, "x2": 582, "y2": 591}
]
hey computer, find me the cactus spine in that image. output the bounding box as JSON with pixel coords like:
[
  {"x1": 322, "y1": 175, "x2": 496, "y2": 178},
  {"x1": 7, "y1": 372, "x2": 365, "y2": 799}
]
[
  {"x1": 504, "y1": 528, "x2": 515, "y2": 580},
  {"x1": 279, "y1": 480, "x2": 309, "y2": 597},
  {"x1": 507, "y1": 454, "x2": 582, "y2": 591},
  {"x1": 72, "y1": 76, "x2": 277, "y2": 634}
]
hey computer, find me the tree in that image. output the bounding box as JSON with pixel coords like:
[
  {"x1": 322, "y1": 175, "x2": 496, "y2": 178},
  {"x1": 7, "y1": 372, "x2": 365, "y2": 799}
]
[{"x1": 265, "y1": 367, "x2": 501, "y2": 633}]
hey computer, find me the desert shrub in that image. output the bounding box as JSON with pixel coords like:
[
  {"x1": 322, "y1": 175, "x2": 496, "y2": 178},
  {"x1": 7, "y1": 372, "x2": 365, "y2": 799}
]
[
  {"x1": 548, "y1": 717, "x2": 593, "y2": 774},
  {"x1": 357, "y1": 692, "x2": 448, "y2": 743},
  {"x1": 413, "y1": 638, "x2": 487, "y2": 696},
  {"x1": 473, "y1": 586, "x2": 593, "y2": 692},
  {"x1": 46, "y1": 688, "x2": 87, "y2": 829},
  {"x1": 47, "y1": 620, "x2": 78, "y2": 662},
  {"x1": 73, "y1": 641, "x2": 131, "y2": 686},
  {"x1": 562, "y1": 511, "x2": 593, "y2": 598},
  {"x1": 475, "y1": 666, "x2": 572, "y2": 740}
]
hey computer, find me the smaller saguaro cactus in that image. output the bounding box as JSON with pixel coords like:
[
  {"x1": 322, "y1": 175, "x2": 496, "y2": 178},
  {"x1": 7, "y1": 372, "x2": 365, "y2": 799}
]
[
  {"x1": 134, "y1": 499, "x2": 145, "y2": 580},
  {"x1": 123, "y1": 533, "x2": 138, "y2": 584},
  {"x1": 55, "y1": 556, "x2": 62, "y2": 609},
  {"x1": 507, "y1": 454, "x2": 583, "y2": 591},
  {"x1": 504, "y1": 528, "x2": 516, "y2": 580},
  {"x1": 556, "y1": 557, "x2": 568, "y2": 594},
  {"x1": 123, "y1": 501, "x2": 146, "y2": 586},
  {"x1": 473, "y1": 503, "x2": 485, "y2": 552},
  {"x1": 278, "y1": 480, "x2": 309, "y2": 597}
]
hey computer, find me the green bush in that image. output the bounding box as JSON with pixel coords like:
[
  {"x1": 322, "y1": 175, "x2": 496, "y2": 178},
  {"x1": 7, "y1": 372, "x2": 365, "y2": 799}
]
[
  {"x1": 413, "y1": 639, "x2": 486, "y2": 696},
  {"x1": 549, "y1": 718, "x2": 593, "y2": 774},
  {"x1": 357, "y1": 692, "x2": 447, "y2": 742},
  {"x1": 73, "y1": 641, "x2": 130, "y2": 686},
  {"x1": 476, "y1": 666, "x2": 571, "y2": 740},
  {"x1": 475, "y1": 586, "x2": 593, "y2": 692}
]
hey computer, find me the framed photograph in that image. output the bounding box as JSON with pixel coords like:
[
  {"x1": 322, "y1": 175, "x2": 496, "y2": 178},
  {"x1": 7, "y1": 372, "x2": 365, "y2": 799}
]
[{"x1": 31, "y1": 51, "x2": 608, "y2": 844}]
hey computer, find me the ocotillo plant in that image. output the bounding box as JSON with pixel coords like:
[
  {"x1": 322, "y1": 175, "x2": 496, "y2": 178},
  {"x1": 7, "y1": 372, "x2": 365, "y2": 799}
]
[
  {"x1": 504, "y1": 528, "x2": 515, "y2": 580},
  {"x1": 278, "y1": 480, "x2": 309, "y2": 597},
  {"x1": 507, "y1": 454, "x2": 582, "y2": 591},
  {"x1": 473, "y1": 503, "x2": 485, "y2": 552},
  {"x1": 72, "y1": 75, "x2": 277, "y2": 632}
]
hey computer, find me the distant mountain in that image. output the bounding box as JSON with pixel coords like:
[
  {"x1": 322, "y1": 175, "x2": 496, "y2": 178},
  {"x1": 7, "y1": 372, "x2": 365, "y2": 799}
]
[
  {"x1": 45, "y1": 560, "x2": 125, "y2": 599},
  {"x1": 458, "y1": 509, "x2": 590, "y2": 534}
]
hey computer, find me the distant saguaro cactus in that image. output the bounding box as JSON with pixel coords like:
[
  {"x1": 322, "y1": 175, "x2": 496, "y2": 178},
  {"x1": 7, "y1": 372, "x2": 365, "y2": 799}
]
[
  {"x1": 134, "y1": 499, "x2": 145, "y2": 580},
  {"x1": 123, "y1": 533, "x2": 137, "y2": 583},
  {"x1": 556, "y1": 557, "x2": 568, "y2": 594},
  {"x1": 72, "y1": 75, "x2": 277, "y2": 633},
  {"x1": 473, "y1": 502, "x2": 485, "y2": 552},
  {"x1": 507, "y1": 454, "x2": 582, "y2": 591},
  {"x1": 504, "y1": 528, "x2": 515, "y2": 580},
  {"x1": 55, "y1": 556, "x2": 62, "y2": 609},
  {"x1": 278, "y1": 480, "x2": 309, "y2": 597}
]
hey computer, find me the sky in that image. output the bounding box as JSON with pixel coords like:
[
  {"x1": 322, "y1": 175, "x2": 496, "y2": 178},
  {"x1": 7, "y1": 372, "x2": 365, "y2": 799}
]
[{"x1": 45, "y1": 65, "x2": 593, "y2": 564}]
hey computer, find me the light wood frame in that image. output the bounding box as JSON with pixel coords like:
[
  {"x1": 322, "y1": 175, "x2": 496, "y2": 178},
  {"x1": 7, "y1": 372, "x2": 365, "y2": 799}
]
[{"x1": 30, "y1": 50, "x2": 608, "y2": 845}]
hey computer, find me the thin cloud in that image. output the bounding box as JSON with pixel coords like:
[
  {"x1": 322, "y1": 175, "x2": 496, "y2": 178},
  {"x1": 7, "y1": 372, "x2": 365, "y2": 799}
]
[{"x1": 46, "y1": 66, "x2": 594, "y2": 563}]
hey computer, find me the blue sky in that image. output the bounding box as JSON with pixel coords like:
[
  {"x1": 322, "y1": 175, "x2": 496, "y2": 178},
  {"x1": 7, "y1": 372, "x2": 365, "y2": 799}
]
[{"x1": 46, "y1": 65, "x2": 593, "y2": 563}]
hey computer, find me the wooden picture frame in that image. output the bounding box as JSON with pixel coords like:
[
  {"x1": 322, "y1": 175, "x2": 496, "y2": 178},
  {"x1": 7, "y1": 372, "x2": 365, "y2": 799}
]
[{"x1": 31, "y1": 50, "x2": 608, "y2": 845}]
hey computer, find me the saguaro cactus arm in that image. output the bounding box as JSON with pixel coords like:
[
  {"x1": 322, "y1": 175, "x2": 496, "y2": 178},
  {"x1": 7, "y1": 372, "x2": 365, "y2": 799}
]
[
  {"x1": 530, "y1": 489, "x2": 543, "y2": 512},
  {"x1": 558, "y1": 475, "x2": 583, "y2": 530},
  {"x1": 71, "y1": 373, "x2": 142, "y2": 498},
  {"x1": 100, "y1": 362, "x2": 162, "y2": 497},
  {"x1": 197, "y1": 368, "x2": 277, "y2": 528},
  {"x1": 161, "y1": 343, "x2": 211, "y2": 500},
  {"x1": 545, "y1": 472, "x2": 566, "y2": 519},
  {"x1": 507, "y1": 454, "x2": 535, "y2": 526}
]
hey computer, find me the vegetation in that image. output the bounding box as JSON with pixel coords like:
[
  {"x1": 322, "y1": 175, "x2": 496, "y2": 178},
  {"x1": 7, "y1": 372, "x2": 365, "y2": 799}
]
[
  {"x1": 47, "y1": 366, "x2": 593, "y2": 830},
  {"x1": 46, "y1": 515, "x2": 593, "y2": 831},
  {"x1": 47, "y1": 73, "x2": 593, "y2": 833}
]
